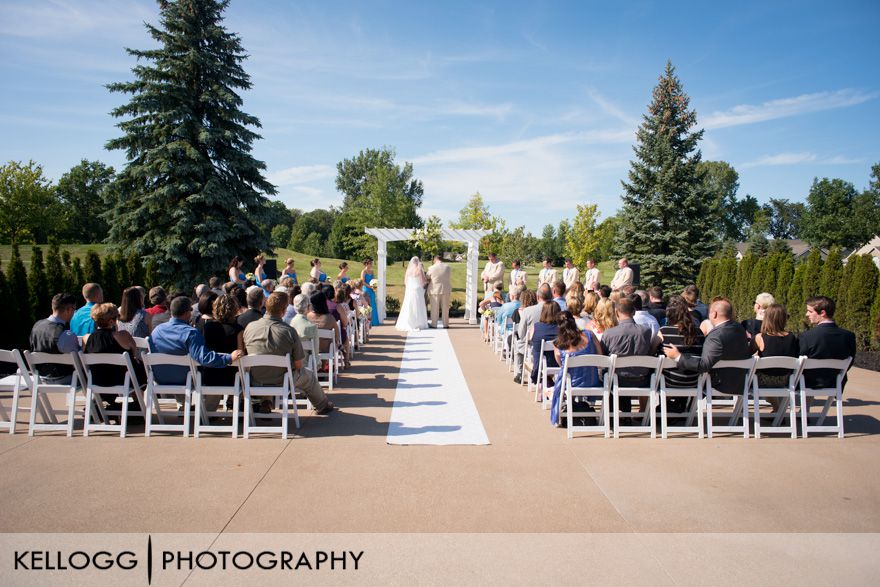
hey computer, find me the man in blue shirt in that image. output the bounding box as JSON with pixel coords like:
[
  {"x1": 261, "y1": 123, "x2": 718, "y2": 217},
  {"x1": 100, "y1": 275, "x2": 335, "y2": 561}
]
[
  {"x1": 495, "y1": 286, "x2": 522, "y2": 326},
  {"x1": 70, "y1": 283, "x2": 103, "y2": 336},
  {"x1": 149, "y1": 296, "x2": 242, "y2": 385},
  {"x1": 552, "y1": 281, "x2": 567, "y2": 311}
]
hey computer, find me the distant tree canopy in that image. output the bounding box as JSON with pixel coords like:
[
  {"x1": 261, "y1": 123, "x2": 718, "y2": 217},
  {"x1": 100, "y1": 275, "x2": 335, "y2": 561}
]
[{"x1": 55, "y1": 159, "x2": 115, "y2": 244}]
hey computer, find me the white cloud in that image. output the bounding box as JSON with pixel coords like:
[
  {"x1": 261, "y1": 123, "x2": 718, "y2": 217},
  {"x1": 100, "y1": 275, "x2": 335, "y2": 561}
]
[
  {"x1": 703, "y1": 89, "x2": 878, "y2": 129},
  {"x1": 268, "y1": 164, "x2": 336, "y2": 186},
  {"x1": 0, "y1": 0, "x2": 151, "y2": 40},
  {"x1": 741, "y1": 152, "x2": 864, "y2": 168}
]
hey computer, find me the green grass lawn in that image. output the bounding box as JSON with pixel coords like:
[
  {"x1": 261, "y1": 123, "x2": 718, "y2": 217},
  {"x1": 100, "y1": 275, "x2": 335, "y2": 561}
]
[{"x1": 0, "y1": 244, "x2": 616, "y2": 303}]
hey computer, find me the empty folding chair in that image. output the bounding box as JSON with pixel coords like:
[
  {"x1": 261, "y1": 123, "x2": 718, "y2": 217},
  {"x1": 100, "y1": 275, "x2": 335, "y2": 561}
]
[
  {"x1": 798, "y1": 357, "x2": 852, "y2": 439},
  {"x1": 611, "y1": 356, "x2": 663, "y2": 438},
  {"x1": 132, "y1": 336, "x2": 150, "y2": 360},
  {"x1": 705, "y1": 357, "x2": 757, "y2": 439},
  {"x1": 0, "y1": 349, "x2": 35, "y2": 434},
  {"x1": 80, "y1": 351, "x2": 145, "y2": 438},
  {"x1": 315, "y1": 329, "x2": 337, "y2": 390},
  {"x1": 24, "y1": 351, "x2": 83, "y2": 437},
  {"x1": 141, "y1": 352, "x2": 195, "y2": 437},
  {"x1": 752, "y1": 356, "x2": 804, "y2": 439},
  {"x1": 658, "y1": 357, "x2": 707, "y2": 439},
  {"x1": 193, "y1": 364, "x2": 241, "y2": 438},
  {"x1": 561, "y1": 354, "x2": 615, "y2": 439},
  {"x1": 238, "y1": 354, "x2": 300, "y2": 439}
]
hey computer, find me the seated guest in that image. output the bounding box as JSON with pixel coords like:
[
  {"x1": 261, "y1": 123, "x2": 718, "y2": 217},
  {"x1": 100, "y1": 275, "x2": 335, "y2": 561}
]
[
  {"x1": 646, "y1": 286, "x2": 666, "y2": 325},
  {"x1": 237, "y1": 286, "x2": 265, "y2": 329},
  {"x1": 70, "y1": 283, "x2": 103, "y2": 336},
  {"x1": 190, "y1": 284, "x2": 209, "y2": 323},
  {"x1": 630, "y1": 292, "x2": 660, "y2": 338},
  {"x1": 601, "y1": 298, "x2": 660, "y2": 411},
  {"x1": 799, "y1": 296, "x2": 856, "y2": 389},
  {"x1": 550, "y1": 310, "x2": 603, "y2": 425},
  {"x1": 117, "y1": 286, "x2": 151, "y2": 338},
  {"x1": 743, "y1": 292, "x2": 774, "y2": 342},
  {"x1": 582, "y1": 291, "x2": 599, "y2": 322},
  {"x1": 567, "y1": 296, "x2": 588, "y2": 331},
  {"x1": 664, "y1": 299, "x2": 751, "y2": 395},
  {"x1": 232, "y1": 287, "x2": 247, "y2": 315},
  {"x1": 193, "y1": 291, "x2": 219, "y2": 332},
  {"x1": 657, "y1": 296, "x2": 705, "y2": 389},
  {"x1": 682, "y1": 284, "x2": 708, "y2": 323},
  {"x1": 552, "y1": 280, "x2": 567, "y2": 311},
  {"x1": 243, "y1": 292, "x2": 335, "y2": 414},
  {"x1": 565, "y1": 281, "x2": 585, "y2": 311},
  {"x1": 331, "y1": 285, "x2": 352, "y2": 368},
  {"x1": 146, "y1": 286, "x2": 168, "y2": 316},
  {"x1": 209, "y1": 276, "x2": 224, "y2": 297},
  {"x1": 589, "y1": 298, "x2": 618, "y2": 341},
  {"x1": 149, "y1": 296, "x2": 241, "y2": 384},
  {"x1": 478, "y1": 282, "x2": 505, "y2": 311},
  {"x1": 261, "y1": 278, "x2": 275, "y2": 298},
  {"x1": 307, "y1": 291, "x2": 341, "y2": 354},
  {"x1": 29, "y1": 293, "x2": 80, "y2": 384},
  {"x1": 300, "y1": 281, "x2": 317, "y2": 298},
  {"x1": 290, "y1": 294, "x2": 319, "y2": 359},
  {"x1": 83, "y1": 303, "x2": 147, "y2": 409},
  {"x1": 753, "y1": 303, "x2": 799, "y2": 411},
  {"x1": 200, "y1": 294, "x2": 244, "y2": 404},
  {"x1": 495, "y1": 285, "x2": 522, "y2": 326},
  {"x1": 529, "y1": 301, "x2": 561, "y2": 384},
  {"x1": 599, "y1": 285, "x2": 611, "y2": 300},
  {"x1": 150, "y1": 291, "x2": 186, "y2": 331},
  {"x1": 513, "y1": 284, "x2": 550, "y2": 383}
]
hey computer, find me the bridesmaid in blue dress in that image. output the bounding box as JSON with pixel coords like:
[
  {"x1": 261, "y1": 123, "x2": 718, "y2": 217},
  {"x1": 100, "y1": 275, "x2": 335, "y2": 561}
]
[
  {"x1": 282, "y1": 258, "x2": 298, "y2": 284},
  {"x1": 550, "y1": 311, "x2": 603, "y2": 426},
  {"x1": 361, "y1": 257, "x2": 381, "y2": 326},
  {"x1": 337, "y1": 262, "x2": 350, "y2": 284},
  {"x1": 253, "y1": 254, "x2": 268, "y2": 283},
  {"x1": 309, "y1": 258, "x2": 327, "y2": 283},
  {"x1": 227, "y1": 256, "x2": 246, "y2": 287}
]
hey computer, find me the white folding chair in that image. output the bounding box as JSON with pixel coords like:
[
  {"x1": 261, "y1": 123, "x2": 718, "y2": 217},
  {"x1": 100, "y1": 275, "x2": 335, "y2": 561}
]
[
  {"x1": 535, "y1": 340, "x2": 560, "y2": 409},
  {"x1": 142, "y1": 352, "x2": 194, "y2": 437},
  {"x1": 658, "y1": 357, "x2": 707, "y2": 439},
  {"x1": 24, "y1": 351, "x2": 83, "y2": 437},
  {"x1": 752, "y1": 356, "x2": 804, "y2": 439},
  {"x1": 335, "y1": 320, "x2": 346, "y2": 371},
  {"x1": 562, "y1": 354, "x2": 615, "y2": 439},
  {"x1": 193, "y1": 366, "x2": 241, "y2": 438},
  {"x1": 520, "y1": 329, "x2": 533, "y2": 389},
  {"x1": 132, "y1": 336, "x2": 150, "y2": 359},
  {"x1": 80, "y1": 351, "x2": 145, "y2": 438},
  {"x1": 706, "y1": 358, "x2": 757, "y2": 439},
  {"x1": 316, "y1": 329, "x2": 337, "y2": 390},
  {"x1": 238, "y1": 354, "x2": 300, "y2": 439},
  {"x1": 798, "y1": 357, "x2": 852, "y2": 439},
  {"x1": 611, "y1": 356, "x2": 663, "y2": 438},
  {"x1": 0, "y1": 349, "x2": 35, "y2": 434},
  {"x1": 346, "y1": 310, "x2": 357, "y2": 356}
]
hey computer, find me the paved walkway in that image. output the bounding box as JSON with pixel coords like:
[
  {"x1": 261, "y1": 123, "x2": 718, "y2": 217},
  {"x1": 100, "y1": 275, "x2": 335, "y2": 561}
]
[{"x1": 2, "y1": 320, "x2": 879, "y2": 583}]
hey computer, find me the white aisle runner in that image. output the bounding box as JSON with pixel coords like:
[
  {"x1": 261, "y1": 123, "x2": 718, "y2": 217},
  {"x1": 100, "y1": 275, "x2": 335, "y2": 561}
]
[{"x1": 386, "y1": 328, "x2": 490, "y2": 445}]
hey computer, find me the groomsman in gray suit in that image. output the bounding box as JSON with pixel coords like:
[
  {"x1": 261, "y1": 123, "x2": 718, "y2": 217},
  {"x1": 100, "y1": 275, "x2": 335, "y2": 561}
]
[{"x1": 426, "y1": 255, "x2": 452, "y2": 328}]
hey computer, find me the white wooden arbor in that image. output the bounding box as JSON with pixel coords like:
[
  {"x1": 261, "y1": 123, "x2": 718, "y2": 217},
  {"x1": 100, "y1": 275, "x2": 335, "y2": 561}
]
[{"x1": 364, "y1": 228, "x2": 491, "y2": 324}]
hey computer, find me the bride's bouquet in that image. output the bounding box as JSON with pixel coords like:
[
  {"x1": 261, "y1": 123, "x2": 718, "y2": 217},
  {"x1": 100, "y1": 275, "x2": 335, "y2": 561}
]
[
  {"x1": 480, "y1": 307, "x2": 495, "y2": 319},
  {"x1": 358, "y1": 306, "x2": 372, "y2": 317},
  {"x1": 369, "y1": 278, "x2": 378, "y2": 288}
]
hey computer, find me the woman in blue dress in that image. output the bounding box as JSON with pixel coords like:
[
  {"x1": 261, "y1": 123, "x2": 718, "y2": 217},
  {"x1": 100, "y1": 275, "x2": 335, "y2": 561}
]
[
  {"x1": 253, "y1": 254, "x2": 268, "y2": 284},
  {"x1": 361, "y1": 257, "x2": 381, "y2": 326},
  {"x1": 309, "y1": 258, "x2": 327, "y2": 283},
  {"x1": 550, "y1": 311, "x2": 603, "y2": 426},
  {"x1": 337, "y1": 261, "x2": 350, "y2": 284},
  {"x1": 282, "y1": 258, "x2": 298, "y2": 284},
  {"x1": 227, "y1": 256, "x2": 246, "y2": 287}
]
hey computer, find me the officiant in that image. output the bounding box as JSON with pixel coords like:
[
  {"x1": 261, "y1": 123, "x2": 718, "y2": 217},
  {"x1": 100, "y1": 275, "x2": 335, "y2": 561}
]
[{"x1": 426, "y1": 254, "x2": 452, "y2": 328}]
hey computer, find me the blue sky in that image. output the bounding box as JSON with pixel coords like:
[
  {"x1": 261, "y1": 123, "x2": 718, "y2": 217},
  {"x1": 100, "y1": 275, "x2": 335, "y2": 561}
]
[{"x1": 1, "y1": 0, "x2": 878, "y2": 234}]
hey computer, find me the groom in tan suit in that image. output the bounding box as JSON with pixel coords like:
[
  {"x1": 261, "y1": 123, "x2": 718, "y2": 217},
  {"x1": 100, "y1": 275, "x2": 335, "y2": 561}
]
[{"x1": 426, "y1": 254, "x2": 452, "y2": 328}]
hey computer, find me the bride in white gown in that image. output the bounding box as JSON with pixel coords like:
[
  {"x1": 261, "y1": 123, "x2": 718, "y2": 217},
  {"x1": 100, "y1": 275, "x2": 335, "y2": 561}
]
[{"x1": 395, "y1": 256, "x2": 429, "y2": 332}]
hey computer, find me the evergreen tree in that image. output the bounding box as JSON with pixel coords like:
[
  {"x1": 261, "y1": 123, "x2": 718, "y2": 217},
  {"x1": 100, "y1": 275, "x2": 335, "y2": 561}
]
[
  {"x1": 71, "y1": 258, "x2": 86, "y2": 304},
  {"x1": 733, "y1": 254, "x2": 756, "y2": 320},
  {"x1": 84, "y1": 250, "x2": 102, "y2": 285},
  {"x1": 819, "y1": 246, "x2": 843, "y2": 299},
  {"x1": 106, "y1": 0, "x2": 275, "y2": 288},
  {"x1": 102, "y1": 255, "x2": 122, "y2": 305},
  {"x1": 801, "y1": 249, "x2": 823, "y2": 304},
  {"x1": 762, "y1": 253, "x2": 781, "y2": 299},
  {"x1": 747, "y1": 256, "x2": 768, "y2": 316},
  {"x1": 871, "y1": 272, "x2": 880, "y2": 350},
  {"x1": 696, "y1": 260, "x2": 709, "y2": 296},
  {"x1": 8, "y1": 245, "x2": 32, "y2": 348},
  {"x1": 117, "y1": 254, "x2": 130, "y2": 290},
  {"x1": 127, "y1": 252, "x2": 146, "y2": 288},
  {"x1": 768, "y1": 239, "x2": 793, "y2": 255},
  {"x1": 716, "y1": 258, "x2": 737, "y2": 301},
  {"x1": 775, "y1": 254, "x2": 794, "y2": 310},
  {"x1": 0, "y1": 261, "x2": 13, "y2": 350},
  {"x1": 835, "y1": 257, "x2": 858, "y2": 327},
  {"x1": 787, "y1": 261, "x2": 808, "y2": 332},
  {"x1": 60, "y1": 250, "x2": 75, "y2": 295},
  {"x1": 844, "y1": 255, "x2": 879, "y2": 351},
  {"x1": 28, "y1": 246, "x2": 51, "y2": 320},
  {"x1": 618, "y1": 61, "x2": 716, "y2": 291},
  {"x1": 702, "y1": 259, "x2": 718, "y2": 300},
  {"x1": 145, "y1": 258, "x2": 159, "y2": 288},
  {"x1": 46, "y1": 243, "x2": 64, "y2": 297}
]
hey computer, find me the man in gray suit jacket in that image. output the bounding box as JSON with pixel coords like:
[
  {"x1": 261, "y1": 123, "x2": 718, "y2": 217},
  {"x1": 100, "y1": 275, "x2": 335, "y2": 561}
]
[
  {"x1": 426, "y1": 255, "x2": 452, "y2": 328},
  {"x1": 664, "y1": 299, "x2": 751, "y2": 395},
  {"x1": 513, "y1": 283, "x2": 551, "y2": 383}
]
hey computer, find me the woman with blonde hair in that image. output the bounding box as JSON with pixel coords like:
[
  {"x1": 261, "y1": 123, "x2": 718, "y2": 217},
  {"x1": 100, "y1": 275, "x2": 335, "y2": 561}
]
[
  {"x1": 743, "y1": 292, "x2": 775, "y2": 341},
  {"x1": 589, "y1": 298, "x2": 618, "y2": 341},
  {"x1": 254, "y1": 254, "x2": 267, "y2": 284},
  {"x1": 282, "y1": 258, "x2": 298, "y2": 284}
]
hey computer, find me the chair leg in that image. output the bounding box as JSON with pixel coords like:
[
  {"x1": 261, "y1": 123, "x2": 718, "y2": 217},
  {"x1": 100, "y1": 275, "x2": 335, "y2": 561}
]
[
  {"x1": 660, "y1": 391, "x2": 667, "y2": 439},
  {"x1": 789, "y1": 391, "x2": 797, "y2": 439},
  {"x1": 145, "y1": 390, "x2": 153, "y2": 437},
  {"x1": 706, "y1": 390, "x2": 713, "y2": 439},
  {"x1": 837, "y1": 392, "x2": 844, "y2": 439},
  {"x1": 83, "y1": 389, "x2": 93, "y2": 438},
  {"x1": 613, "y1": 390, "x2": 620, "y2": 439},
  {"x1": 28, "y1": 388, "x2": 39, "y2": 436},
  {"x1": 243, "y1": 389, "x2": 251, "y2": 439},
  {"x1": 231, "y1": 391, "x2": 239, "y2": 439},
  {"x1": 800, "y1": 390, "x2": 808, "y2": 439},
  {"x1": 9, "y1": 388, "x2": 20, "y2": 435}
]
